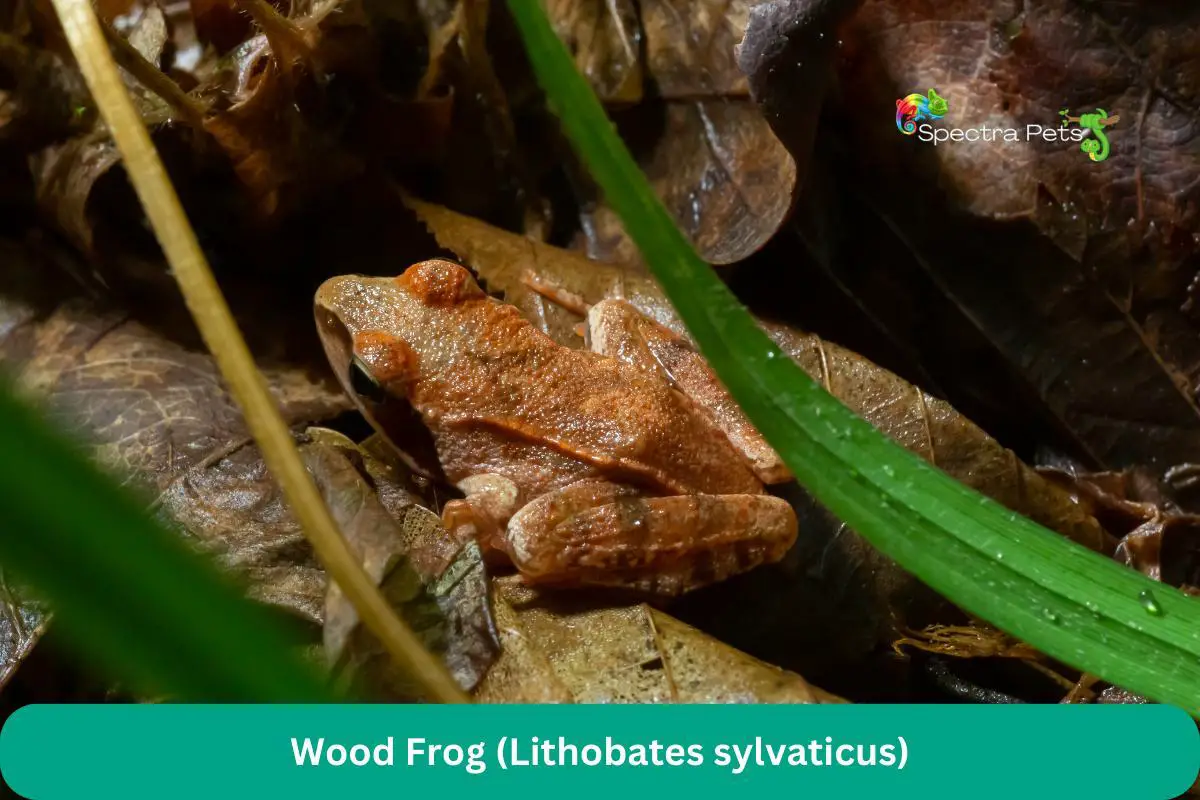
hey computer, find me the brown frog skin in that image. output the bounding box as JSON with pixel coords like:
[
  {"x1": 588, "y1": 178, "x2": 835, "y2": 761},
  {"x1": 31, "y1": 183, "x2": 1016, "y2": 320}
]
[{"x1": 315, "y1": 259, "x2": 797, "y2": 595}]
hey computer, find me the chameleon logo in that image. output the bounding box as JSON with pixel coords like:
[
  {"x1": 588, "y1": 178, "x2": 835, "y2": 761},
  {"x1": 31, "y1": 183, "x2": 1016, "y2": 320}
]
[
  {"x1": 1059, "y1": 107, "x2": 1120, "y2": 162},
  {"x1": 896, "y1": 89, "x2": 948, "y2": 135}
]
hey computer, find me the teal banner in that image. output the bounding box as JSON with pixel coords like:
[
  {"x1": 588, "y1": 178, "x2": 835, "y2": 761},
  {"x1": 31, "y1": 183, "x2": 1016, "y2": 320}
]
[{"x1": 2, "y1": 704, "x2": 1197, "y2": 798}]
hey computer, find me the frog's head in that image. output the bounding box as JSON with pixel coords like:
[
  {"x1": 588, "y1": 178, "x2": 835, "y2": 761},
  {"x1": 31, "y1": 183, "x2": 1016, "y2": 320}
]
[
  {"x1": 315, "y1": 261, "x2": 489, "y2": 461},
  {"x1": 316, "y1": 260, "x2": 486, "y2": 389}
]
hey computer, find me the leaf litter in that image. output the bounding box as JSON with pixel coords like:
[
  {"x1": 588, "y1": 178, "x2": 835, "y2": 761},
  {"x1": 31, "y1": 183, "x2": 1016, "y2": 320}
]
[{"x1": 1, "y1": 0, "x2": 1196, "y2": 709}]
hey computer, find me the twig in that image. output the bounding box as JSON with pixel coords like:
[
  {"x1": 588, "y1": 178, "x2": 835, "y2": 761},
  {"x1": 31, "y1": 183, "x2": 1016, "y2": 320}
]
[
  {"x1": 232, "y1": 0, "x2": 310, "y2": 65},
  {"x1": 98, "y1": 16, "x2": 207, "y2": 130},
  {"x1": 49, "y1": 0, "x2": 469, "y2": 703}
]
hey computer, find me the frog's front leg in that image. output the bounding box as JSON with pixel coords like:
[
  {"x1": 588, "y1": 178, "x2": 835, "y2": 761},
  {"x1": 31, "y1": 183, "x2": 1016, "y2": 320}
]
[
  {"x1": 441, "y1": 473, "x2": 521, "y2": 562},
  {"x1": 585, "y1": 299, "x2": 792, "y2": 485},
  {"x1": 505, "y1": 480, "x2": 797, "y2": 595}
]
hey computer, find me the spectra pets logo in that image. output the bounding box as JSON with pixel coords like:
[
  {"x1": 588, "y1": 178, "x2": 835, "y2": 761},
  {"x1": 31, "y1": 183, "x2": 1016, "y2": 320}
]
[
  {"x1": 895, "y1": 89, "x2": 1119, "y2": 163},
  {"x1": 895, "y1": 89, "x2": 948, "y2": 134},
  {"x1": 1058, "y1": 107, "x2": 1121, "y2": 162}
]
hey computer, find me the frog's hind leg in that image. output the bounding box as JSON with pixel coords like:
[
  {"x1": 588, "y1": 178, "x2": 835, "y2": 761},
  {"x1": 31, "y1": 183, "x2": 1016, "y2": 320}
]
[
  {"x1": 505, "y1": 480, "x2": 797, "y2": 595},
  {"x1": 585, "y1": 299, "x2": 792, "y2": 485}
]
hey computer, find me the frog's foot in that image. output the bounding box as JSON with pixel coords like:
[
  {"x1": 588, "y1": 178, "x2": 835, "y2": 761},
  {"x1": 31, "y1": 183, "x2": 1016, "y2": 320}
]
[
  {"x1": 505, "y1": 480, "x2": 798, "y2": 595},
  {"x1": 441, "y1": 473, "x2": 521, "y2": 563},
  {"x1": 586, "y1": 299, "x2": 792, "y2": 485}
]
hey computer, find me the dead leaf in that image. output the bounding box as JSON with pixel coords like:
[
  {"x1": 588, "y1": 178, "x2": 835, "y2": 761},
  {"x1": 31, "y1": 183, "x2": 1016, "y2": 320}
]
[
  {"x1": 0, "y1": 294, "x2": 352, "y2": 663},
  {"x1": 0, "y1": 571, "x2": 46, "y2": 694},
  {"x1": 544, "y1": 0, "x2": 642, "y2": 103},
  {"x1": 4, "y1": 301, "x2": 349, "y2": 488},
  {"x1": 476, "y1": 577, "x2": 843, "y2": 703},
  {"x1": 578, "y1": 101, "x2": 796, "y2": 266},
  {"x1": 306, "y1": 430, "x2": 498, "y2": 697},
  {"x1": 1040, "y1": 466, "x2": 1200, "y2": 590},
  {"x1": 639, "y1": 0, "x2": 761, "y2": 99},
  {"x1": 735, "y1": 0, "x2": 860, "y2": 205},
  {"x1": 402, "y1": 193, "x2": 677, "y2": 346},
  {"x1": 157, "y1": 437, "x2": 329, "y2": 623},
  {"x1": 790, "y1": 0, "x2": 1200, "y2": 472}
]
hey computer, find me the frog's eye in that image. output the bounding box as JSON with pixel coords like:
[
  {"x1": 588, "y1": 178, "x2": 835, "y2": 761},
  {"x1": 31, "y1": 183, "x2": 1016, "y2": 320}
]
[{"x1": 350, "y1": 355, "x2": 387, "y2": 403}]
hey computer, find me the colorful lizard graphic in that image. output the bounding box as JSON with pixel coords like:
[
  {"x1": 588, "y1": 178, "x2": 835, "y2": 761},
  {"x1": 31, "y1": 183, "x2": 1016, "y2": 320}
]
[
  {"x1": 1059, "y1": 107, "x2": 1121, "y2": 162},
  {"x1": 895, "y1": 89, "x2": 948, "y2": 135}
]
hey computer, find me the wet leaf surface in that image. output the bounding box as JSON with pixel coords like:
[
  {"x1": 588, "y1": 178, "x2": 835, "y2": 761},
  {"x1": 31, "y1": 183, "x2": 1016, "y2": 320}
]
[{"x1": 579, "y1": 101, "x2": 796, "y2": 266}]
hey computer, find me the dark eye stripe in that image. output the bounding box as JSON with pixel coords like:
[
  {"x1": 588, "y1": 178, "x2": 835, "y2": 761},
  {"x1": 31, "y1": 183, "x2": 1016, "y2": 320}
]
[{"x1": 350, "y1": 356, "x2": 386, "y2": 403}]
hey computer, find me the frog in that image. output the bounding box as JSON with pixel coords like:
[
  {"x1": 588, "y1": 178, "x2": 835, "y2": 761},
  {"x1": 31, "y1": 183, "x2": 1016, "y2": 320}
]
[{"x1": 315, "y1": 259, "x2": 797, "y2": 595}]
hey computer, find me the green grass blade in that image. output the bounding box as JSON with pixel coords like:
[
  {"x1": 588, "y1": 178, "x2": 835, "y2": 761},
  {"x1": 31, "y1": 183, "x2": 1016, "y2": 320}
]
[
  {"x1": 0, "y1": 378, "x2": 333, "y2": 702},
  {"x1": 507, "y1": 1, "x2": 1200, "y2": 714}
]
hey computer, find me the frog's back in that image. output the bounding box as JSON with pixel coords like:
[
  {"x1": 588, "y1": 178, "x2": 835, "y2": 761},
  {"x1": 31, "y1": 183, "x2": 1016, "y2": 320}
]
[
  {"x1": 319, "y1": 261, "x2": 764, "y2": 498},
  {"x1": 396, "y1": 263, "x2": 763, "y2": 497}
]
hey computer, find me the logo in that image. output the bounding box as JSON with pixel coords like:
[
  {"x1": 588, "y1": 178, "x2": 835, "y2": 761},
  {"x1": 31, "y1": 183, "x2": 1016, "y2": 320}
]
[
  {"x1": 896, "y1": 89, "x2": 948, "y2": 135},
  {"x1": 895, "y1": 90, "x2": 1116, "y2": 163},
  {"x1": 1058, "y1": 108, "x2": 1120, "y2": 162}
]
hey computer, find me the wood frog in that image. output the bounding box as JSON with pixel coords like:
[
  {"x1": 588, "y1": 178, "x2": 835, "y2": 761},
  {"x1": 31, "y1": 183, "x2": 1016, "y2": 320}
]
[{"x1": 315, "y1": 259, "x2": 796, "y2": 595}]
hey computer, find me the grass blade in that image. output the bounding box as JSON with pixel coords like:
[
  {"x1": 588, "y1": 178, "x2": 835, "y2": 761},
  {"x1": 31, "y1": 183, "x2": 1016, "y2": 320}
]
[
  {"x1": 49, "y1": 0, "x2": 467, "y2": 703},
  {"x1": 507, "y1": 1, "x2": 1200, "y2": 714},
  {"x1": 0, "y1": 379, "x2": 331, "y2": 701}
]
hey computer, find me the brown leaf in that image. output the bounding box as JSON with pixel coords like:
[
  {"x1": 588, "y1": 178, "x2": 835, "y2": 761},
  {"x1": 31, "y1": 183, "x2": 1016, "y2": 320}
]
[
  {"x1": 1040, "y1": 466, "x2": 1200, "y2": 590},
  {"x1": 0, "y1": 571, "x2": 47, "y2": 694},
  {"x1": 306, "y1": 431, "x2": 498, "y2": 697},
  {"x1": 403, "y1": 193, "x2": 676, "y2": 347},
  {"x1": 793, "y1": 0, "x2": 1200, "y2": 471},
  {"x1": 0, "y1": 32, "x2": 94, "y2": 150},
  {"x1": 29, "y1": 131, "x2": 122, "y2": 258},
  {"x1": 579, "y1": 101, "x2": 796, "y2": 266},
  {"x1": 841, "y1": 0, "x2": 1199, "y2": 248},
  {"x1": 545, "y1": 1, "x2": 767, "y2": 101},
  {"x1": 157, "y1": 437, "x2": 329, "y2": 623},
  {"x1": 5, "y1": 301, "x2": 349, "y2": 489},
  {"x1": 539, "y1": 2, "x2": 800, "y2": 264},
  {"x1": 0, "y1": 295, "x2": 352, "y2": 664},
  {"x1": 544, "y1": 0, "x2": 643, "y2": 102},
  {"x1": 735, "y1": 0, "x2": 860, "y2": 202},
  {"x1": 476, "y1": 577, "x2": 843, "y2": 703},
  {"x1": 639, "y1": 0, "x2": 761, "y2": 99}
]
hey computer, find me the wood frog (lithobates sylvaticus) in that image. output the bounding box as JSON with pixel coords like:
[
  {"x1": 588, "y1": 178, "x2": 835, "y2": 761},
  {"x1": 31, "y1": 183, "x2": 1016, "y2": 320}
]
[{"x1": 315, "y1": 260, "x2": 796, "y2": 595}]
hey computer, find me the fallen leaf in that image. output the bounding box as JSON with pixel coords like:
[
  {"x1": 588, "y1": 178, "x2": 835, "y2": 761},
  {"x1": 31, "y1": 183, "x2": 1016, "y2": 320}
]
[
  {"x1": 29, "y1": 131, "x2": 124, "y2": 258},
  {"x1": 5, "y1": 301, "x2": 349, "y2": 488},
  {"x1": 476, "y1": 577, "x2": 843, "y2": 703},
  {"x1": 544, "y1": 0, "x2": 643, "y2": 103},
  {"x1": 783, "y1": 0, "x2": 1200, "y2": 472},
  {"x1": 578, "y1": 101, "x2": 796, "y2": 266},
  {"x1": 0, "y1": 292, "x2": 351, "y2": 664},
  {"x1": 156, "y1": 437, "x2": 329, "y2": 623},
  {"x1": 0, "y1": 571, "x2": 46, "y2": 694},
  {"x1": 307, "y1": 430, "x2": 498, "y2": 697},
  {"x1": 639, "y1": 0, "x2": 760, "y2": 99},
  {"x1": 735, "y1": 0, "x2": 860, "y2": 208},
  {"x1": 402, "y1": 193, "x2": 676, "y2": 347},
  {"x1": 1040, "y1": 466, "x2": 1200, "y2": 590}
]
